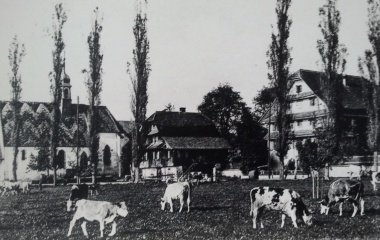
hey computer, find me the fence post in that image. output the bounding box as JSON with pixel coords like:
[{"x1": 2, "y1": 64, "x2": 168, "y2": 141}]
[{"x1": 374, "y1": 152, "x2": 378, "y2": 172}]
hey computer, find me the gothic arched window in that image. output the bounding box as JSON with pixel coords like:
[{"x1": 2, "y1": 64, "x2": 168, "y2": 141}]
[{"x1": 103, "y1": 145, "x2": 111, "y2": 166}]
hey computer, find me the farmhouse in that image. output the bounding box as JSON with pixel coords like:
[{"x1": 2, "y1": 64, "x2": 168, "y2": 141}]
[
  {"x1": 140, "y1": 108, "x2": 231, "y2": 180},
  {"x1": 0, "y1": 74, "x2": 126, "y2": 181},
  {"x1": 261, "y1": 69, "x2": 369, "y2": 166}
]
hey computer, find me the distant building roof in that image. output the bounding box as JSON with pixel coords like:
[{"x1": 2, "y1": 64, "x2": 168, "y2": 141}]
[{"x1": 146, "y1": 110, "x2": 220, "y2": 137}]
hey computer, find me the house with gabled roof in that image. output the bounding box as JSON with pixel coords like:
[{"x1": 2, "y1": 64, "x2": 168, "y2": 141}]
[
  {"x1": 260, "y1": 69, "x2": 369, "y2": 166},
  {"x1": 0, "y1": 74, "x2": 126, "y2": 181},
  {"x1": 141, "y1": 107, "x2": 231, "y2": 179}
]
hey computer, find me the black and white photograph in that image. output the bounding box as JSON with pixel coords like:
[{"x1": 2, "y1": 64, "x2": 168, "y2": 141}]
[{"x1": 0, "y1": 0, "x2": 379, "y2": 239}]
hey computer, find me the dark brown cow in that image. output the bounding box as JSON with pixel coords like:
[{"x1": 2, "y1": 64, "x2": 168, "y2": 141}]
[{"x1": 320, "y1": 179, "x2": 364, "y2": 217}]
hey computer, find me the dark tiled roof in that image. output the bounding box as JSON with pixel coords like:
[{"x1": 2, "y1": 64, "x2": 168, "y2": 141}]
[
  {"x1": 0, "y1": 100, "x2": 122, "y2": 147},
  {"x1": 162, "y1": 137, "x2": 231, "y2": 150},
  {"x1": 298, "y1": 69, "x2": 366, "y2": 110},
  {"x1": 118, "y1": 121, "x2": 134, "y2": 136},
  {"x1": 146, "y1": 111, "x2": 220, "y2": 137}
]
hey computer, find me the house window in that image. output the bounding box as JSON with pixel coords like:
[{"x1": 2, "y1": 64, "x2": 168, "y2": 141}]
[
  {"x1": 289, "y1": 122, "x2": 293, "y2": 130},
  {"x1": 80, "y1": 152, "x2": 88, "y2": 171},
  {"x1": 56, "y1": 150, "x2": 65, "y2": 169},
  {"x1": 297, "y1": 120, "x2": 303, "y2": 127},
  {"x1": 310, "y1": 120, "x2": 316, "y2": 128},
  {"x1": 296, "y1": 85, "x2": 302, "y2": 93},
  {"x1": 103, "y1": 145, "x2": 111, "y2": 166},
  {"x1": 310, "y1": 98, "x2": 315, "y2": 106},
  {"x1": 21, "y1": 150, "x2": 26, "y2": 160}
]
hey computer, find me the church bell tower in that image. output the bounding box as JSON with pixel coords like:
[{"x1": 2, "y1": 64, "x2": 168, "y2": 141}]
[{"x1": 61, "y1": 72, "x2": 72, "y2": 116}]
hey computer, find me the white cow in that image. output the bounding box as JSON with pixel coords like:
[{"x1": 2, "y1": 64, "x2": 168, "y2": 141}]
[
  {"x1": 20, "y1": 182, "x2": 31, "y2": 194},
  {"x1": 161, "y1": 181, "x2": 191, "y2": 213},
  {"x1": 0, "y1": 181, "x2": 21, "y2": 196},
  {"x1": 67, "y1": 199, "x2": 128, "y2": 237},
  {"x1": 249, "y1": 187, "x2": 312, "y2": 229}
]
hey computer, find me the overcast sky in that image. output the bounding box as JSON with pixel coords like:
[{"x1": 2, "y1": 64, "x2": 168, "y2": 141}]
[{"x1": 0, "y1": 0, "x2": 372, "y2": 120}]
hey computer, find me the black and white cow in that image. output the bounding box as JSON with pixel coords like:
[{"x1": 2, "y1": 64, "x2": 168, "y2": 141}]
[
  {"x1": 249, "y1": 187, "x2": 312, "y2": 229},
  {"x1": 67, "y1": 184, "x2": 89, "y2": 212},
  {"x1": 161, "y1": 181, "x2": 191, "y2": 213},
  {"x1": 67, "y1": 199, "x2": 128, "y2": 237},
  {"x1": 320, "y1": 178, "x2": 364, "y2": 217}
]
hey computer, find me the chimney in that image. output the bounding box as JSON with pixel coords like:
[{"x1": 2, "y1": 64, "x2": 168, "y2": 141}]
[{"x1": 179, "y1": 107, "x2": 186, "y2": 113}]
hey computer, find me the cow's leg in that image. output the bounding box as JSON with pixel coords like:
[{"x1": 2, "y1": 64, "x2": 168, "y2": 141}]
[
  {"x1": 179, "y1": 195, "x2": 184, "y2": 213},
  {"x1": 339, "y1": 202, "x2": 343, "y2": 216},
  {"x1": 251, "y1": 207, "x2": 258, "y2": 229},
  {"x1": 187, "y1": 194, "x2": 191, "y2": 213},
  {"x1": 360, "y1": 198, "x2": 365, "y2": 216},
  {"x1": 281, "y1": 214, "x2": 286, "y2": 228},
  {"x1": 349, "y1": 199, "x2": 359, "y2": 217},
  {"x1": 99, "y1": 220, "x2": 105, "y2": 237},
  {"x1": 168, "y1": 198, "x2": 174, "y2": 212},
  {"x1": 290, "y1": 212, "x2": 298, "y2": 228},
  {"x1": 109, "y1": 222, "x2": 117, "y2": 236},
  {"x1": 67, "y1": 216, "x2": 79, "y2": 237},
  {"x1": 81, "y1": 221, "x2": 88, "y2": 237}
]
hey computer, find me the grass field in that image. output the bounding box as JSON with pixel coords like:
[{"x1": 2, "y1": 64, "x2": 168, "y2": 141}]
[{"x1": 0, "y1": 179, "x2": 379, "y2": 239}]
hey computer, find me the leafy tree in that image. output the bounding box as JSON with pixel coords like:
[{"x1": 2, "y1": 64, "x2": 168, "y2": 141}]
[
  {"x1": 198, "y1": 83, "x2": 244, "y2": 142},
  {"x1": 359, "y1": 51, "x2": 379, "y2": 154},
  {"x1": 128, "y1": 3, "x2": 151, "y2": 183},
  {"x1": 316, "y1": 0, "x2": 347, "y2": 164},
  {"x1": 8, "y1": 35, "x2": 26, "y2": 181},
  {"x1": 83, "y1": 7, "x2": 103, "y2": 184},
  {"x1": 198, "y1": 84, "x2": 266, "y2": 171},
  {"x1": 235, "y1": 106, "x2": 267, "y2": 173},
  {"x1": 267, "y1": 0, "x2": 292, "y2": 179},
  {"x1": 358, "y1": 0, "x2": 380, "y2": 157},
  {"x1": 49, "y1": 3, "x2": 66, "y2": 186},
  {"x1": 252, "y1": 86, "x2": 275, "y2": 117}
]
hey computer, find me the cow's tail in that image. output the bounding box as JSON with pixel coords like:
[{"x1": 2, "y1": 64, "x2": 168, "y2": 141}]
[{"x1": 249, "y1": 189, "x2": 253, "y2": 217}]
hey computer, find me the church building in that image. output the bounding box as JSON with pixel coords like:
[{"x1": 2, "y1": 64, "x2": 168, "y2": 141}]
[{"x1": 0, "y1": 73, "x2": 126, "y2": 181}]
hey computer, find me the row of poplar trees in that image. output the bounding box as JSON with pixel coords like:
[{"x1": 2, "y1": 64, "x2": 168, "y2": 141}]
[
  {"x1": 8, "y1": 1, "x2": 150, "y2": 184},
  {"x1": 269, "y1": 0, "x2": 380, "y2": 178}
]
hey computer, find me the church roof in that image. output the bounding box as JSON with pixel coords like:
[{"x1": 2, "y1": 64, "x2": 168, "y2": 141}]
[{"x1": 0, "y1": 100, "x2": 122, "y2": 147}]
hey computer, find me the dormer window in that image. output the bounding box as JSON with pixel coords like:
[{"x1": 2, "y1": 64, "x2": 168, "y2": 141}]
[
  {"x1": 310, "y1": 98, "x2": 315, "y2": 106},
  {"x1": 296, "y1": 85, "x2": 302, "y2": 94}
]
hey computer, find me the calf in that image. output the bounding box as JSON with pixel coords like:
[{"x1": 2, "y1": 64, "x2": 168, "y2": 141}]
[
  {"x1": 161, "y1": 181, "x2": 191, "y2": 213},
  {"x1": 67, "y1": 199, "x2": 128, "y2": 237},
  {"x1": 20, "y1": 182, "x2": 31, "y2": 194},
  {"x1": 320, "y1": 178, "x2": 364, "y2": 217},
  {"x1": 249, "y1": 187, "x2": 312, "y2": 229},
  {"x1": 67, "y1": 184, "x2": 89, "y2": 212},
  {"x1": 371, "y1": 171, "x2": 380, "y2": 191}
]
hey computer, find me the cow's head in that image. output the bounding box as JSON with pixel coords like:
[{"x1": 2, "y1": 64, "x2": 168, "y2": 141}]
[
  {"x1": 319, "y1": 196, "x2": 329, "y2": 214},
  {"x1": 66, "y1": 200, "x2": 75, "y2": 212},
  {"x1": 116, "y1": 201, "x2": 129, "y2": 217}
]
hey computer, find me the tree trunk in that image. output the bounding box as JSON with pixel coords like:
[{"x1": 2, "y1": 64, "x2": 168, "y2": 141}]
[
  {"x1": 12, "y1": 147, "x2": 18, "y2": 181},
  {"x1": 134, "y1": 167, "x2": 140, "y2": 183},
  {"x1": 92, "y1": 165, "x2": 97, "y2": 184},
  {"x1": 53, "y1": 168, "x2": 57, "y2": 186}
]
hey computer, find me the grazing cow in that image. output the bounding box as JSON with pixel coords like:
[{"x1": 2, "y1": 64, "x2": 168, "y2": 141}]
[
  {"x1": 370, "y1": 171, "x2": 380, "y2": 191},
  {"x1": 161, "y1": 180, "x2": 191, "y2": 213},
  {"x1": 320, "y1": 178, "x2": 364, "y2": 217},
  {"x1": 348, "y1": 165, "x2": 367, "y2": 180},
  {"x1": 0, "y1": 181, "x2": 21, "y2": 196},
  {"x1": 67, "y1": 199, "x2": 128, "y2": 237},
  {"x1": 67, "y1": 184, "x2": 89, "y2": 212},
  {"x1": 249, "y1": 187, "x2": 312, "y2": 229},
  {"x1": 20, "y1": 182, "x2": 31, "y2": 194}
]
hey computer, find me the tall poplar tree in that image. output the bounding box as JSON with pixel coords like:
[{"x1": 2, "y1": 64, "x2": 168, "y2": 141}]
[
  {"x1": 83, "y1": 7, "x2": 103, "y2": 184},
  {"x1": 128, "y1": 3, "x2": 151, "y2": 183},
  {"x1": 49, "y1": 4, "x2": 66, "y2": 186},
  {"x1": 267, "y1": 0, "x2": 292, "y2": 179},
  {"x1": 316, "y1": 0, "x2": 347, "y2": 164},
  {"x1": 8, "y1": 35, "x2": 26, "y2": 181}
]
